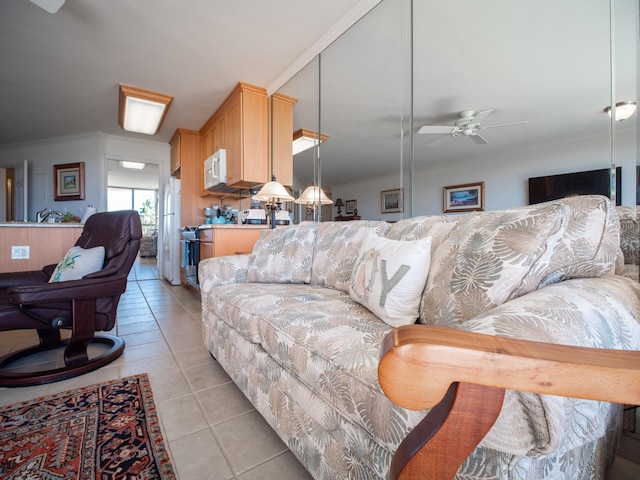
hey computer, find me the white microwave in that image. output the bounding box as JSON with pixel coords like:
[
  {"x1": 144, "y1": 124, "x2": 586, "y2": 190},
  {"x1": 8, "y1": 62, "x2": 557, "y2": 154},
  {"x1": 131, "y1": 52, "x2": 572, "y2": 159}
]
[{"x1": 204, "y1": 149, "x2": 227, "y2": 190}]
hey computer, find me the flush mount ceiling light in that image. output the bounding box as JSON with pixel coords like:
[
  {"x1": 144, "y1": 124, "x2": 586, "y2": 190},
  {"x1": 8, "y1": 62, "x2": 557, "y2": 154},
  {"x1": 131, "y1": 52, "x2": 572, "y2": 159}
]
[
  {"x1": 120, "y1": 161, "x2": 146, "y2": 170},
  {"x1": 119, "y1": 84, "x2": 173, "y2": 135},
  {"x1": 30, "y1": 0, "x2": 65, "y2": 14},
  {"x1": 604, "y1": 101, "x2": 637, "y2": 121},
  {"x1": 292, "y1": 129, "x2": 329, "y2": 155}
]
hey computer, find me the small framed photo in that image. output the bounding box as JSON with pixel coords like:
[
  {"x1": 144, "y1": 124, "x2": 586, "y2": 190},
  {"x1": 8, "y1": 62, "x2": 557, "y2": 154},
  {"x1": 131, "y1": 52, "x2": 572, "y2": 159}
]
[
  {"x1": 443, "y1": 182, "x2": 484, "y2": 213},
  {"x1": 381, "y1": 188, "x2": 403, "y2": 213},
  {"x1": 345, "y1": 199, "x2": 357, "y2": 215},
  {"x1": 54, "y1": 162, "x2": 85, "y2": 201}
]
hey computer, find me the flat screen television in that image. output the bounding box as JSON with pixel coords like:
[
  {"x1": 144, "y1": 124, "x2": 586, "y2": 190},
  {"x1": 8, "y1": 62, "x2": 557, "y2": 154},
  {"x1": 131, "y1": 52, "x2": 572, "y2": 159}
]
[{"x1": 528, "y1": 167, "x2": 621, "y2": 206}]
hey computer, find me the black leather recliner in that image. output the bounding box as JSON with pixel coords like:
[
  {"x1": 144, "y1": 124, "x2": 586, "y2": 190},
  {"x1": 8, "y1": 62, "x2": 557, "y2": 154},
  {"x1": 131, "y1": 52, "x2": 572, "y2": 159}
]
[{"x1": 0, "y1": 210, "x2": 142, "y2": 387}]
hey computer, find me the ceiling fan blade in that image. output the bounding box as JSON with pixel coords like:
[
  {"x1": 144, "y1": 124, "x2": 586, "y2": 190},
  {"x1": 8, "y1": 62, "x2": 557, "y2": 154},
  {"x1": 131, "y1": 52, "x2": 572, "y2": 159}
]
[
  {"x1": 470, "y1": 109, "x2": 494, "y2": 124},
  {"x1": 426, "y1": 135, "x2": 454, "y2": 147},
  {"x1": 30, "y1": 0, "x2": 65, "y2": 13},
  {"x1": 418, "y1": 125, "x2": 455, "y2": 135},
  {"x1": 481, "y1": 121, "x2": 529, "y2": 130},
  {"x1": 469, "y1": 134, "x2": 489, "y2": 145}
]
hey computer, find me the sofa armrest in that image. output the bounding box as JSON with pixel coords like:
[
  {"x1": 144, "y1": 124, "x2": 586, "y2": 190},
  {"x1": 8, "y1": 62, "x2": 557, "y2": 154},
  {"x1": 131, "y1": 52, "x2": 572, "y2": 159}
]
[
  {"x1": 379, "y1": 325, "x2": 640, "y2": 480},
  {"x1": 198, "y1": 254, "x2": 250, "y2": 291},
  {"x1": 379, "y1": 325, "x2": 640, "y2": 410}
]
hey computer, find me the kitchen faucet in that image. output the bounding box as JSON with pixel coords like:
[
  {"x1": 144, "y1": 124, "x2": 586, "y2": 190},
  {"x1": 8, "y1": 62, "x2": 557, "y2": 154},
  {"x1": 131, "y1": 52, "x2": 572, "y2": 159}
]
[{"x1": 36, "y1": 207, "x2": 64, "y2": 223}]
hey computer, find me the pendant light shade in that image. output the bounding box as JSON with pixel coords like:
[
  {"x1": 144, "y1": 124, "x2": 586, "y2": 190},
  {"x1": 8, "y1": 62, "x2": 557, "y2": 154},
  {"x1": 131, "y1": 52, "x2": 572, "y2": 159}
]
[
  {"x1": 294, "y1": 186, "x2": 333, "y2": 206},
  {"x1": 253, "y1": 180, "x2": 294, "y2": 202}
]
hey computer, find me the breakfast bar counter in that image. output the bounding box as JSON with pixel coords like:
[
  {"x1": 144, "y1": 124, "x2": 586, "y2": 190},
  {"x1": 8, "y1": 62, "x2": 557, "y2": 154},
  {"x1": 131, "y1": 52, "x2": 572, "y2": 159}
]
[{"x1": 0, "y1": 223, "x2": 83, "y2": 273}]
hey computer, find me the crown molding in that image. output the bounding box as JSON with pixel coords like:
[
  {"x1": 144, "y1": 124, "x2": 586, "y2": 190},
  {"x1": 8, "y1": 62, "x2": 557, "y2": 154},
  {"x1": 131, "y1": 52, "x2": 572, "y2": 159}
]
[{"x1": 267, "y1": 0, "x2": 383, "y2": 95}]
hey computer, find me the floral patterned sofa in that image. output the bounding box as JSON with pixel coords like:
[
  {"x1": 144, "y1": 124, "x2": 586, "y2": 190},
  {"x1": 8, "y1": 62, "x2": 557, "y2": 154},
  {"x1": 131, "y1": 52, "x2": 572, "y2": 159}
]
[
  {"x1": 616, "y1": 205, "x2": 639, "y2": 282},
  {"x1": 199, "y1": 195, "x2": 640, "y2": 480}
]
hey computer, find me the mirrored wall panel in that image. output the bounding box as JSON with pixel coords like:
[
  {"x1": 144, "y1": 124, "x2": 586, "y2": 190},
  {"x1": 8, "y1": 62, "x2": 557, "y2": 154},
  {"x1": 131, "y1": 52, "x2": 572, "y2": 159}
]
[{"x1": 277, "y1": 0, "x2": 637, "y2": 245}]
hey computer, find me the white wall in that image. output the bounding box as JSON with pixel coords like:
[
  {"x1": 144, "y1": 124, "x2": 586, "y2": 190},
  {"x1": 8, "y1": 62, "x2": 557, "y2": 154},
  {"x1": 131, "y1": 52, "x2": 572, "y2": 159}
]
[
  {"x1": 0, "y1": 133, "x2": 170, "y2": 221},
  {"x1": 331, "y1": 131, "x2": 637, "y2": 220}
]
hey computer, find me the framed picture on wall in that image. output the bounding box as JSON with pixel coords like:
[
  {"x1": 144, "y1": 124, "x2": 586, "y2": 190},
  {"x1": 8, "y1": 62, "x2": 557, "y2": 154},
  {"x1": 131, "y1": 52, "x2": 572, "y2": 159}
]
[
  {"x1": 54, "y1": 162, "x2": 85, "y2": 201},
  {"x1": 345, "y1": 199, "x2": 357, "y2": 215},
  {"x1": 381, "y1": 189, "x2": 403, "y2": 213},
  {"x1": 443, "y1": 182, "x2": 484, "y2": 213}
]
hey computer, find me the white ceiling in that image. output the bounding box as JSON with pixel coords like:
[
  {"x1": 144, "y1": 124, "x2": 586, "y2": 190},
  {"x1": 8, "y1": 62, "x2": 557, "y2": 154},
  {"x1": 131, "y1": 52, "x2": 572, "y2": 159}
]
[
  {"x1": 0, "y1": 0, "x2": 637, "y2": 189},
  {"x1": 0, "y1": 0, "x2": 366, "y2": 145}
]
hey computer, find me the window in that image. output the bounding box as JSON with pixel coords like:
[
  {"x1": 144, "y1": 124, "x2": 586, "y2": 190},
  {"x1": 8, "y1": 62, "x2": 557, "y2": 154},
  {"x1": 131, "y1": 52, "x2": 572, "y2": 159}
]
[{"x1": 108, "y1": 187, "x2": 157, "y2": 235}]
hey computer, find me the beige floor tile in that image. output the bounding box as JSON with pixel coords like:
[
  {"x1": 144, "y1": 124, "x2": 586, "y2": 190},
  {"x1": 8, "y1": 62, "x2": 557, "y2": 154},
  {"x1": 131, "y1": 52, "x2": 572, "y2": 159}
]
[
  {"x1": 174, "y1": 344, "x2": 219, "y2": 370},
  {"x1": 184, "y1": 360, "x2": 231, "y2": 391},
  {"x1": 0, "y1": 383, "x2": 50, "y2": 406},
  {"x1": 197, "y1": 382, "x2": 255, "y2": 426},
  {"x1": 169, "y1": 428, "x2": 234, "y2": 480},
  {"x1": 119, "y1": 329, "x2": 166, "y2": 347},
  {"x1": 111, "y1": 339, "x2": 172, "y2": 365},
  {"x1": 157, "y1": 393, "x2": 210, "y2": 441},
  {"x1": 161, "y1": 325, "x2": 204, "y2": 352},
  {"x1": 213, "y1": 410, "x2": 288, "y2": 474},
  {"x1": 239, "y1": 451, "x2": 314, "y2": 480},
  {"x1": 118, "y1": 321, "x2": 162, "y2": 337}
]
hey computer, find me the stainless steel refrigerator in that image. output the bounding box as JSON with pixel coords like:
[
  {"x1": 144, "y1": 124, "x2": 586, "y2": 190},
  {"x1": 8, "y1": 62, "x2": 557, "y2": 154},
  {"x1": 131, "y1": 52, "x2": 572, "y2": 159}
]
[{"x1": 161, "y1": 177, "x2": 181, "y2": 285}]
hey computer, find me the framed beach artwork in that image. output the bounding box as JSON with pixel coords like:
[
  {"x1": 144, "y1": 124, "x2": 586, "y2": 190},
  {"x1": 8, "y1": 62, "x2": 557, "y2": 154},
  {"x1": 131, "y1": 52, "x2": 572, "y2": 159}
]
[
  {"x1": 345, "y1": 199, "x2": 357, "y2": 215},
  {"x1": 381, "y1": 188, "x2": 403, "y2": 213},
  {"x1": 443, "y1": 182, "x2": 484, "y2": 213},
  {"x1": 54, "y1": 162, "x2": 85, "y2": 201}
]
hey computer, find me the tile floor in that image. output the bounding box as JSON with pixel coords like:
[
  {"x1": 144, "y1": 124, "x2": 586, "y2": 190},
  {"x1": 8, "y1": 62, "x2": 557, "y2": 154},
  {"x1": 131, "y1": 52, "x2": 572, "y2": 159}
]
[
  {"x1": 0, "y1": 256, "x2": 638, "y2": 480},
  {"x1": 0, "y1": 257, "x2": 311, "y2": 480}
]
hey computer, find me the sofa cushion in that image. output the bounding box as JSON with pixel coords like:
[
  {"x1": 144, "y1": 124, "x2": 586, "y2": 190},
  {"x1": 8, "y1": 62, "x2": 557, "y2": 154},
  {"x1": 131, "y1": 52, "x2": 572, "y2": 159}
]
[
  {"x1": 247, "y1": 223, "x2": 316, "y2": 284},
  {"x1": 616, "y1": 205, "x2": 639, "y2": 264},
  {"x1": 526, "y1": 195, "x2": 620, "y2": 287},
  {"x1": 310, "y1": 221, "x2": 390, "y2": 292},
  {"x1": 385, "y1": 214, "x2": 458, "y2": 243},
  {"x1": 350, "y1": 235, "x2": 431, "y2": 327},
  {"x1": 420, "y1": 201, "x2": 565, "y2": 327},
  {"x1": 49, "y1": 245, "x2": 105, "y2": 282}
]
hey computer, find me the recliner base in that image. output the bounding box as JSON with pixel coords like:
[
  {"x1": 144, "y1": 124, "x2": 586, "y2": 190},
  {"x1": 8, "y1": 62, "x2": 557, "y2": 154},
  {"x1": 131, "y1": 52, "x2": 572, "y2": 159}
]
[{"x1": 0, "y1": 335, "x2": 125, "y2": 387}]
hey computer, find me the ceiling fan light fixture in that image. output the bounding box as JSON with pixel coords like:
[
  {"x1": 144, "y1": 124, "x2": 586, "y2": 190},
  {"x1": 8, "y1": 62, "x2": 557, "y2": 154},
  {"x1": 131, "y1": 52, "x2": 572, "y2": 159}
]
[
  {"x1": 119, "y1": 84, "x2": 173, "y2": 135},
  {"x1": 604, "y1": 101, "x2": 637, "y2": 121},
  {"x1": 292, "y1": 129, "x2": 329, "y2": 155}
]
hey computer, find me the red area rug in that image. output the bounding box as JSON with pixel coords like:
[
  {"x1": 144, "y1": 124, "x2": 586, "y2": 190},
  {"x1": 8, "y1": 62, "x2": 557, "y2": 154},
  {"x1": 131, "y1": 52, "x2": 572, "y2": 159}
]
[{"x1": 0, "y1": 373, "x2": 176, "y2": 479}]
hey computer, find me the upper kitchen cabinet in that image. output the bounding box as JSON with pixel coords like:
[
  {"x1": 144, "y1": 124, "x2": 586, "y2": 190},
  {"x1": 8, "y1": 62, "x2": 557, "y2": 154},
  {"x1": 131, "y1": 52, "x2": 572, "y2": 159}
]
[
  {"x1": 270, "y1": 93, "x2": 297, "y2": 187},
  {"x1": 170, "y1": 128, "x2": 202, "y2": 227},
  {"x1": 201, "y1": 83, "x2": 271, "y2": 189},
  {"x1": 170, "y1": 128, "x2": 200, "y2": 178}
]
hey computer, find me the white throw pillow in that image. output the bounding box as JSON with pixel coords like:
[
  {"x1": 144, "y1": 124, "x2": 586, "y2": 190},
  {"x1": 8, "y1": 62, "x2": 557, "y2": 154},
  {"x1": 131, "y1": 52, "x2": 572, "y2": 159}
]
[
  {"x1": 349, "y1": 235, "x2": 432, "y2": 327},
  {"x1": 49, "y1": 245, "x2": 105, "y2": 282}
]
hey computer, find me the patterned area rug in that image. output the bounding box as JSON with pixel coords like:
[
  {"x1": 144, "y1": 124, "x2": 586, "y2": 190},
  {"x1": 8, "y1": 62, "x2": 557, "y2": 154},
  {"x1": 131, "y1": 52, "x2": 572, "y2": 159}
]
[{"x1": 0, "y1": 374, "x2": 175, "y2": 479}]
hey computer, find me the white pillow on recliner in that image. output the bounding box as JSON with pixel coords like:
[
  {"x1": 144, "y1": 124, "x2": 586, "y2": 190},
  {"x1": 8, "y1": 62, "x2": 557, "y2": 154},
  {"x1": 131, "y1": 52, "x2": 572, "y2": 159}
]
[{"x1": 49, "y1": 245, "x2": 105, "y2": 282}]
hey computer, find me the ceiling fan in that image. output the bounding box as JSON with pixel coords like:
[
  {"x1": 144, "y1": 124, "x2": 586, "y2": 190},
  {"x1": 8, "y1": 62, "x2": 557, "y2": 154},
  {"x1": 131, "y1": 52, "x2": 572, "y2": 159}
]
[
  {"x1": 30, "y1": 0, "x2": 65, "y2": 14},
  {"x1": 418, "y1": 109, "x2": 527, "y2": 146}
]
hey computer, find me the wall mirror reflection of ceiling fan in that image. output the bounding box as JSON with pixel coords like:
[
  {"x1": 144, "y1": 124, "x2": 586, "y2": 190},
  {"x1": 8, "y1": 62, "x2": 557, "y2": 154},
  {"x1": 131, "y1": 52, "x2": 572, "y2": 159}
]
[
  {"x1": 29, "y1": 0, "x2": 65, "y2": 14},
  {"x1": 418, "y1": 109, "x2": 528, "y2": 147}
]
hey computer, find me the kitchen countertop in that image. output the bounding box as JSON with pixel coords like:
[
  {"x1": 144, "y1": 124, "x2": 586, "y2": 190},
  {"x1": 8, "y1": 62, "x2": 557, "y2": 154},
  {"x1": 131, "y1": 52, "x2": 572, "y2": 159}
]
[
  {"x1": 0, "y1": 222, "x2": 83, "y2": 227},
  {"x1": 196, "y1": 223, "x2": 270, "y2": 229}
]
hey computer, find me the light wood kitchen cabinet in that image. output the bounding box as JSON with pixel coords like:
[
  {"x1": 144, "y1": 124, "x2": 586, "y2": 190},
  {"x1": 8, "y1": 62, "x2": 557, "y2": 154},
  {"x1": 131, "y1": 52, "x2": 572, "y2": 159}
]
[
  {"x1": 170, "y1": 128, "x2": 200, "y2": 179},
  {"x1": 200, "y1": 83, "x2": 271, "y2": 190},
  {"x1": 270, "y1": 93, "x2": 297, "y2": 187},
  {"x1": 199, "y1": 227, "x2": 263, "y2": 261},
  {"x1": 170, "y1": 129, "x2": 203, "y2": 227}
]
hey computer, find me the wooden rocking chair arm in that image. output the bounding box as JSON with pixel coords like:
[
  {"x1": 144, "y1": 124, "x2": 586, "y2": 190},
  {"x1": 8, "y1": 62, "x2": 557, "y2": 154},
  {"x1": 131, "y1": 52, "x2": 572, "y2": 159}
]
[{"x1": 378, "y1": 325, "x2": 640, "y2": 411}]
